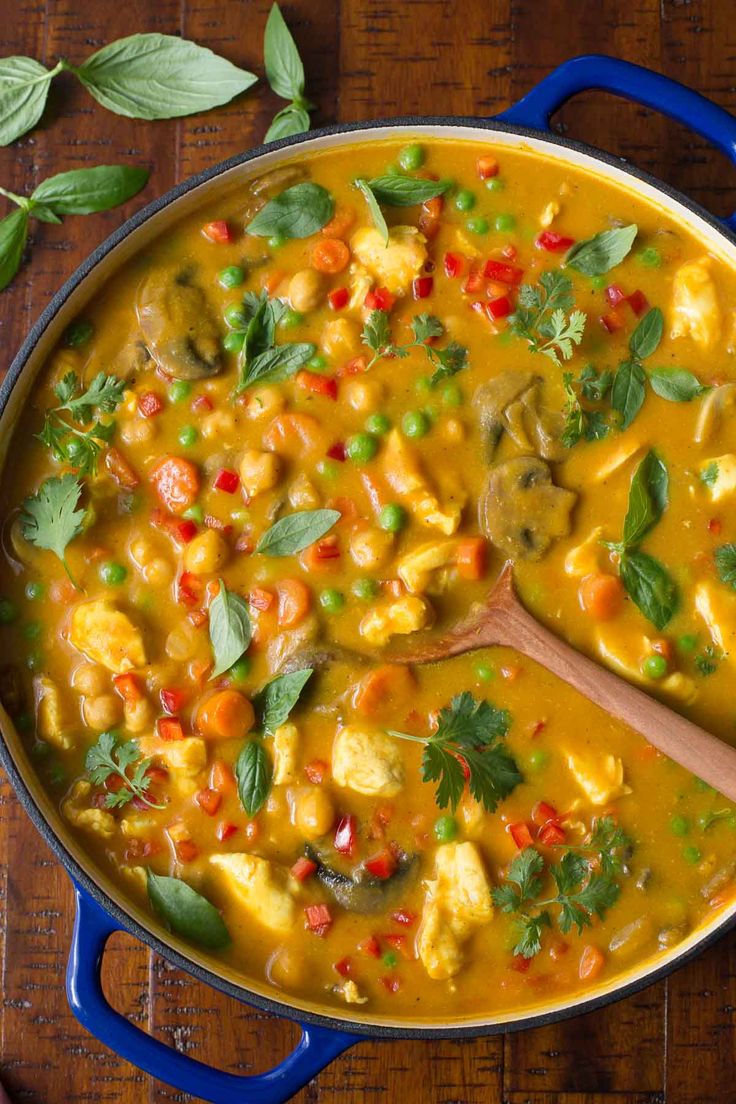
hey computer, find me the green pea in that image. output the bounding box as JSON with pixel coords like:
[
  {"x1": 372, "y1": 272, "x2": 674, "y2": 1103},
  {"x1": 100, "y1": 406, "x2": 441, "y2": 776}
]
[
  {"x1": 279, "y1": 308, "x2": 304, "y2": 329},
  {"x1": 642, "y1": 654, "x2": 668, "y2": 680},
  {"x1": 441, "y1": 382, "x2": 463, "y2": 407},
  {"x1": 398, "y1": 143, "x2": 425, "y2": 171},
  {"x1": 415, "y1": 376, "x2": 432, "y2": 395},
  {"x1": 494, "y1": 213, "x2": 516, "y2": 232},
  {"x1": 638, "y1": 246, "x2": 662, "y2": 267},
  {"x1": 26, "y1": 651, "x2": 44, "y2": 672},
  {"x1": 229, "y1": 657, "x2": 252, "y2": 682},
  {"x1": 22, "y1": 621, "x2": 41, "y2": 641},
  {"x1": 178, "y1": 424, "x2": 198, "y2": 448},
  {"x1": 365, "y1": 412, "x2": 391, "y2": 435},
  {"x1": 223, "y1": 331, "x2": 246, "y2": 353},
  {"x1": 485, "y1": 177, "x2": 505, "y2": 192},
  {"x1": 679, "y1": 633, "x2": 698, "y2": 652},
  {"x1": 0, "y1": 599, "x2": 17, "y2": 625},
  {"x1": 382, "y1": 950, "x2": 399, "y2": 968},
  {"x1": 352, "y1": 577, "x2": 379, "y2": 601},
  {"x1": 670, "y1": 814, "x2": 689, "y2": 836},
  {"x1": 346, "y1": 433, "x2": 378, "y2": 464},
  {"x1": 268, "y1": 232, "x2": 287, "y2": 249},
  {"x1": 475, "y1": 662, "x2": 495, "y2": 682},
  {"x1": 320, "y1": 588, "x2": 345, "y2": 614},
  {"x1": 25, "y1": 582, "x2": 44, "y2": 601},
  {"x1": 64, "y1": 319, "x2": 94, "y2": 347},
  {"x1": 527, "y1": 749, "x2": 549, "y2": 771},
  {"x1": 590, "y1": 275, "x2": 607, "y2": 291},
  {"x1": 169, "y1": 380, "x2": 192, "y2": 403},
  {"x1": 224, "y1": 303, "x2": 246, "y2": 329},
  {"x1": 317, "y1": 459, "x2": 339, "y2": 481},
  {"x1": 378, "y1": 503, "x2": 407, "y2": 533},
  {"x1": 183, "y1": 504, "x2": 204, "y2": 523},
  {"x1": 454, "y1": 188, "x2": 476, "y2": 212},
  {"x1": 402, "y1": 410, "x2": 429, "y2": 439},
  {"x1": 218, "y1": 264, "x2": 245, "y2": 289},
  {"x1": 309, "y1": 353, "x2": 328, "y2": 372},
  {"x1": 466, "y1": 216, "x2": 489, "y2": 235},
  {"x1": 682, "y1": 845, "x2": 701, "y2": 864},
  {"x1": 434, "y1": 815, "x2": 458, "y2": 842},
  {"x1": 99, "y1": 561, "x2": 127, "y2": 586}
]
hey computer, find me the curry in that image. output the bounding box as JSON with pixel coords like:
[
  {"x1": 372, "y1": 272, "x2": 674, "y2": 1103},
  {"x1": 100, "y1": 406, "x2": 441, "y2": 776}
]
[{"x1": 1, "y1": 137, "x2": 736, "y2": 1022}]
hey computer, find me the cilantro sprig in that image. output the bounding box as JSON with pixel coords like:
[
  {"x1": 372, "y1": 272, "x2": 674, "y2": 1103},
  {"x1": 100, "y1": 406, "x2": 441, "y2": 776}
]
[
  {"x1": 386, "y1": 691, "x2": 521, "y2": 813},
  {"x1": 561, "y1": 365, "x2": 612, "y2": 447},
  {"x1": 85, "y1": 730, "x2": 166, "y2": 810},
  {"x1": 362, "y1": 309, "x2": 468, "y2": 385},
  {"x1": 38, "y1": 370, "x2": 126, "y2": 475},
  {"x1": 509, "y1": 271, "x2": 586, "y2": 366},
  {"x1": 20, "y1": 473, "x2": 86, "y2": 584}
]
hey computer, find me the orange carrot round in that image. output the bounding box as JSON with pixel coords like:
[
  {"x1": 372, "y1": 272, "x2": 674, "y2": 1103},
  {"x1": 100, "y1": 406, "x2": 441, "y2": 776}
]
[
  {"x1": 196, "y1": 690, "x2": 255, "y2": 740},
  {"x1": 578, "y1": 573, "x2": 624, "y2": 620},
  {"x1": 311, "y1": 238, "x2": 350, "y2": 274},
  {"x1": 277, "y1": 578, "x2": 312, "y2": 628}
]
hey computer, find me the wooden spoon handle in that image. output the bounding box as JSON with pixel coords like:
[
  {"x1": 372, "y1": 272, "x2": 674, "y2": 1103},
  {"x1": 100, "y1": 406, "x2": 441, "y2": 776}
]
[{"x1": 497, "y1": 598, "x2": 736, "y2": 802}]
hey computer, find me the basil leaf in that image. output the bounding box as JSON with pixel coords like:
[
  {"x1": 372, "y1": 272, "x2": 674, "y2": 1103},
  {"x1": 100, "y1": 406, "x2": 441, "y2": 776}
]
[
  {"x1": 649, "y1": 366, "x2": 707, "y2": 402},
  {"x1": 715, "y1": 544, "x2": 736, "y2": 590},
  {"x1": 208, "y1": 581, "x2": 252, "y2": 679},
  {"x1": 629, "y1": 307, "x2": 663, "y2": 360},
  {"x1": 265, "y1": 102, "x2": 310, "y2": 142},
  {"x1": 264, "y1": 2, "x2": 305, "y2": 101},
  {"x1": 611, "y1": 359, "x2": 646, "y2": 430},
  {"x1": 77, "y1": 34, "x2": 255, "y2": 120},
  {"x1": 365, "y1": 175, "x2": 451, "y2": 207},
  {"x1": 29, "y1": 203, "x2": 62, "y2": 224},
  {"x1": 235, "y1": 739, "x2": 271, "y2": 816},
  {"x1": 619, "y1": 550, "x2": 678, "y2": 630},
  {"x1": 31, "y1": 165, "x2": 148, "y2": 215},
  {"x1": 241, "y1": 341, "x2": 314, "y2": 389},
  {"x1": 622, "y1": 450, "x2": 668, "y2": 548},
  {"x1": 254, "y1": 668, "x2": 313, "y2": 734},
  {"x1": 355, "y1": 179, "x2": 388, "y2": 245},
  {"x1": 565, "y1": 224, "x2": 638, "y2": 276},
  {"x1": 0, "y1": 57, "x2": 54, "y2": 146},
  {"x1": 0, "y1": 208, "x2": 28, "y2": 291},
  {"x1": 147, "y1": 871, "x2": 230, "y2": 949},
  {"x1": 247, "y1": 182, "x2": 334, "y2": 239},
  {"x1": 256, "y1": 508, "x2": 340, "y2": 557}
]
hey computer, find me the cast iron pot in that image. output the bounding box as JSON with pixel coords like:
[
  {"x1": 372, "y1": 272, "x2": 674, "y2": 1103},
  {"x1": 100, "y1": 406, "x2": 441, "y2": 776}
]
[{"x1": 1, "y1": 54, "x2": 736, "y2": 1104}]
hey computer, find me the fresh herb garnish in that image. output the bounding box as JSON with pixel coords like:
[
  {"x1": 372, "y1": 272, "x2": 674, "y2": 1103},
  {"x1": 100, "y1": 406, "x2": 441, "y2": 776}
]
[
  {"x1": 565, "y1": 224, "x2": 638, "y2": 276},
  {"x1": 256, "y1": 508, "x2": 340, "y2": 557},
  {"x1": 85, "y1": 730, "x2": 165, "y2": 810},
  {"x1": 233, "y1": 290, "x2": 314, "y2": 391},
  {"x1": 715, "y1": 544, "x2": 736, "y2": 590},
  {"x1": 363, "y1": 175, "x2": 451, "y2": 207},
  {"x1": 695, "y1": 645, "x2": 722, "y2": 677},
  {"x1": 701, "y1": 462, "x2": 719, "y2": 488},
  {"x1": 621, "y1": 449, "x2": 668, "y2": 548},
  {"x1": 246, "y1": 182, "x2": 334, "y2": 240},
  {"x1": 611, "y1": 308, "x2": 664, "y2": 429},
  {"x1": 208, "y1": 581, "x2": 252, "y2": 680},
  {"x1": 362, "y1": 309, "x2": 468, "y2": 384},
  {"x1": 561, "y1": 368, "x2": 611, "y2": 447},
  {"x1": 699, "y1": 807, "x2": 734, "y2": 831},
  {"x1": 38, "y1": 370, "x2": 125, "y2": 475},
  {"x1": 509, "y1": 271, "x2": 586, "y2": 366},
  {"x1": 649, "y1": 366, "x2": 708, "y2": 402},
  {"x1": 147, "y1": 871, "x2": 230, "y2": 950},
  {"x1": 354, "y1": 179, "x2": 389, "y2": 243},
  {"x1": 263, "y1": 3, "x2": 313, "y2": 141},
  {"x1": 253, "y1": 668, "x2": 313, "y2": 734},
  {"x1": 386, "y1": 691, "x2": 520, "y2": 814},
  {"x1": 235, "y1": 739, "x2": 272, "y2": 816},
  {"x1": 20, "y1": 473, "x2": 85, "y2": 584},
  {"x1": 628, "y1": 306, "x2": 664, "y2": 360}
]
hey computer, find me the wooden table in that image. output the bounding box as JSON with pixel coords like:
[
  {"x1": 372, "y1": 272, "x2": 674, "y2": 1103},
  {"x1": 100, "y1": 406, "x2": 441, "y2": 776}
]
[{"x1": 1, "y1": 1, "x2": 735, "y2": 1100}]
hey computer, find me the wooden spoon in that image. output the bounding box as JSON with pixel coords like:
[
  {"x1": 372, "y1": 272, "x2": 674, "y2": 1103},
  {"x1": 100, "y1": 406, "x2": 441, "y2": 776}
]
[{"x1": 391, "y1": 562, "x2": 736, "y2": 802}]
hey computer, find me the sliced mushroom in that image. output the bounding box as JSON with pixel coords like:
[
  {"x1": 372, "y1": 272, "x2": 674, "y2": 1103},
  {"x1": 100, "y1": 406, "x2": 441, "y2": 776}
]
[
  {"x1": 241, "y1": 164, "x2": 308, "y2": 224},
  {"x1": 305, "y1": 845, "x2": 418, "y2": 914},
  {"x1": 473, "y1": 373, "x2": 536, "y2": 459},
  {"x1": 479, "y1": 455, "x2": 577, "y2": 560},
  {"x1": 136, "y1": 270, "x2": 222, "y2": 380},
  {"x1": 520, "y1": 381, "x2": 567, "y2": 461},
  {"x1": 694, "y1": 383, "x2": 736, "y2": 445},
  {"x1": 473, "y1": 373, "x2": 565, "y2": 461}
]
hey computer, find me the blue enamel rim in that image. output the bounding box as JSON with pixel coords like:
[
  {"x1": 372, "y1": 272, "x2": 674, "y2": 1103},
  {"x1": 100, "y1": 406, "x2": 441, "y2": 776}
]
[{"x1": 1, "y1": 62, "x2": 736, "y2": 1048}]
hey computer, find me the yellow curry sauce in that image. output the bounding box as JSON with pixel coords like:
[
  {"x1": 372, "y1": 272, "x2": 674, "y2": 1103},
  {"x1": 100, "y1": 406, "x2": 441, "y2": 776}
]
[{"x1": 1, "y1": 137, "x2": 736, "y2": 1021}]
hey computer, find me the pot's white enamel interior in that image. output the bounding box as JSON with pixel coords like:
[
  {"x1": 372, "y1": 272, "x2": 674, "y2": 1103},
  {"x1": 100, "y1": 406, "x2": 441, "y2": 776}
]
[{"x1": 1, "y1": 121, "x2": 735, "y2": 1033}]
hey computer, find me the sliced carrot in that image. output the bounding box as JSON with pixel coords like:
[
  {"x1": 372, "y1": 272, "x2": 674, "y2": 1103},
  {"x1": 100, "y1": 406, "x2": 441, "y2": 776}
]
[
  {"x1": 578, "y1": 944, "x2": 606, "y2": 981},
  {"x1": 311, "y1": 237, "x2": 350, "y2": 274},
  {"x1": 455, "y1": 537, "x2": 487, "y2": 581},
  {"x1": 262, "y1": 412, "x2": 326, "y2": 458},
  {"x1": 196, "y1": 690, "x2": 255, "y2": 740},
  {"x1": 261, "y1": 267, "x2": 286, "y2": 296},
  {"x1": 353, "y1": 665, "x2": 416, "y2": 720},
  {"x1": 113, "y1": 673, "x2": 143, "y2": 704},
  {"x1": 277, "y1": 578, "x2": 312, "y2": 627},
  {"x1": 210, "y1": 759, "x2": 236, "y2": 795},
  {"x1": 321, "y1": 206, "x2": 356, "y2": 239},
  {"x1": 150, "y1": 455, "x2": 200, "y2": 515},
  {"x1": 578, "y1": 573, "x2": 624, "y2": 621}
]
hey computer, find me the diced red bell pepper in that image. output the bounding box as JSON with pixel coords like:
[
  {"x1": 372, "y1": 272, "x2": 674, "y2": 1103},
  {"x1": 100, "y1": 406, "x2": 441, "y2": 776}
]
[
  {"x1": 160, "y1": 687, "x2": 187, "y2": 715},
  {"x1": 138, "y1": 391, "x2": 164, "y2": 418},
  {"x1": 334, "y1": 814, "x2": 358, "y2": 857},
  {"x1": 213, "y1": 468, "x2": 240, "y2": 494},
  {"x1": 627, "y1": 288, "x2": 649, "y2": 316},
  {"x1": 391, "y1": 909, "x2": 417, "y2": 927},
  {"x1": 304, "y1": 759, "x2": 328, "y2": 784},
  {"x1": 336, "y1": 355, "x2": 369, "y2": 377},
  {"x1": 412, "y1": 275, "x2": 434, "y2": 299},
  {"x1": 151, "y1": 509, "x2": 198, "y2": 546},
  {"x1": 202, "y1": 219, "x2": 232, "y2": 244},
  {"x1": 305, "y1": 903, "x2": 333, "y2": 936},
  {"x1": 483, "y1": 259, "x2": 524, "y2": 285},
  {"x1": 113, "y1": 672, "x2": 143, "y2": 704},
  {"x1": 328, "y1": 286, "x2": 349, "y2": 310},
  {"x1": 195, "y1": 788, "x2": 222, "y2": 816},
  {"x1": 216, "y1": 821, "x2": 239, "y2": 842},
  {"x1": 157, "y1": 716, "x2": 184, "y2": 742},
  {"x1": 605, "y1": 284, "x2": 626, "y2": 307},
  {"x1": 296, "y1": 370, "x2": 338, "y2": 399},
  {"x1": 379, "y1": 975, "x2": 401, "y2": 992},
  {"x1": 485, "y1": 295, "x2": 513, "y2": 321},
  {"x1": 462, "y1": 265, "x2": 484, "y2": 294},
  {"x1": 177, "y1": 570, "x2": 203, "y2": 607},
  {"x1": 708, "y1": 517, "x2": 723, "y2": 536},
  {"x1": 508, "y1": 821, "x2": 534, "y2": 849},
  {"x1": 364, "y1": 848, "x2": 397, "y2": 880},
  {"x1": 334, "y1": 957, "x2": 353, "y2": 978},
  {"x1": 314, "y1": 536, "x2": 340, "y2": 560},
  {"x1": 502, "y1": 244, "x2": 518, "y2": 260},
  {"x1": 192, "y1": 394, "x2": 214, "y2": 413},
  {"x1": 444, "y1": 251, "x2": 465, "y2": 278},
  {"x1": 176, "y1": 839, "x2": 199, "y2": 863},
  {"x1": 290, "y1": 856, "x2": 318, "y2": 882},
  {"x1": 327, "y1": 441, "x2": 347, "y2": 462},
  {"x1": 511, "y1": 954, "x2": 532, "y2": 973},
  {"x1": 365, "y1": 287, "x2": 396, "y2": 312},
  {"x1": 531, "y1": 801, "x2": 558, "y2": 826},
  {"x1": 382, "y1": 932, "x2": 409, "y2": 957},
  {"x1": 249, "y1": 586, "x2": 275, "y2": 611},
  {"x1": 600, "y1": 311, "x2": 625, "y2": 334},
  {"x1": 536, "y1": 230, "x2": 575, "y2": 252},
  {"x1": 358, "y1": 935, "x2": 381, "y2": 958},
  {"x1": 538, "y1": 821, "x2": 566, "y2": 846},
  {"x1": 476, "y1": 155, "x2": 499, "y2": 179}
]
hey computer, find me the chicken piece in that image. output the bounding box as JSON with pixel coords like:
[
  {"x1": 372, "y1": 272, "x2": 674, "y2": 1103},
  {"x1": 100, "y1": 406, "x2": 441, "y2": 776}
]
[
  {"x1": 338, "y1": 979, "x2": 369, "y2": 1005},
  {"x1": 671, "y1": 256, "x2": 721, "y2": 348},
  {"x1": 695, "y1": 581, "x2": 736, "y2": 665},
  {"x1": 332, "y1": 724, "x2": 405, "y2": 797},
  {"x1": 540, "y1": 199, "x2": 561, "y2": 227},
  {"x1": 69, "y1": 600, "x2": 146, "y2": 674},
  {"x1": 566, "y1": 750, "x2": 632, "y2": 806},
  {"x1": 564, "y1": 527, "x2": 605, "y2": 578},
  {"x1": 383, "y1": 430, "x2": 463, "y2": 535},
  {"x1": 272, "y1": 722, "x2": 299, "y2": 785},
  {"x1": 350, "y1": 225, "x2": 428, "y2": 296},
  {"x1": 137, "y1": 735, "x2": 207, "y2": 779},
  {"x1": 417, "y1": 842, "x2": 493, "y2": 980},
  {"x1": 34, "y1": 676, "x2": 72, "y2": 750},
  {"x1": 359, "y1": 594, "x2": 434, "y2": 647},
  {"x1": 695, "y1": 384, "x2": 736, "y2": 445},
  {"x1": 699, "y1": 455, "x2": 736, "y2": 503},
  {"x1": 347, "y1": 262, "x2": 373, "y2": 312},
  {"x1": 62, "y1": 780, "x2": 116, "y2": 838},
  {"x1": 595, "y1": 625, "x2": 697, "y2": 703},
  {"x1": 210, "y1": 853, "x2": 295, "y2": 934},
  {"x1": 591, "y1": 436, "x2": 645, "y2": 483},
  {"x1": 397, "y1": 539, "x2": 459, "y2": 594}
]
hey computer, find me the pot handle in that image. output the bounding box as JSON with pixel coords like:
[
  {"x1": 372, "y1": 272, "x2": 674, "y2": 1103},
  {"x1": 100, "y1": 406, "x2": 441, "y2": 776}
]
[
  {"x1": 66, "y1": 885, "x2": 361, "y2": 1104},
  {"x1": 496, "y1": 54, "x2": 736, "y2": 230}
]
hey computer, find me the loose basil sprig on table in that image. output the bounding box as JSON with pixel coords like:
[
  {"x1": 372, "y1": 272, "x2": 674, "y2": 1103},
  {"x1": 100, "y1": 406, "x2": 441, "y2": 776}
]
[
  {"x1": 263, "y1": 3, "x2": 314, "y2": 141},
  {"x1": 0, "y1": 34, "x2": 257, "y2": 146},
  {"x1": 0, "y1": 165, "x2": 148, "y2": 290}
]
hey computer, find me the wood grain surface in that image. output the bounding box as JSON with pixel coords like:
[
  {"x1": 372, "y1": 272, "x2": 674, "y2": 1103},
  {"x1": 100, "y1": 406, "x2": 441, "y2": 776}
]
[{"x1": 0, "y1": 1, "x2": 734, "y2": 1102}]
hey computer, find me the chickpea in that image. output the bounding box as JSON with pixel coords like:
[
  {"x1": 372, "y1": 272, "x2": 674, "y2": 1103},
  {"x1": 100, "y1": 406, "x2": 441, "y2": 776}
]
[
  {"x1": 124, "y1": 696, "x2": 153, "y2": 733},
  {"x1": 83, "y1": 693, "x2": 123, "y2": 731},
  {"x1": 129, "y1": 537, "x2": 155, "y2": 569},
  {"x1": 183, "y1": 530, "x2": 229, "y2": 575},
  {"x1": 143, "y1": 557, "x2": 174, "y2": 586},
  {"x1": 288, "y1": 268, "x2": 324, "y2": 313},
  {"x1": 72, "y1": 662, "x2": 108, "y2": 697},
  {"x1": 293, "y1": 786, "x2": 335, "y2": 840},
  {"x1": 344, "y1": 378, "x2": 384, "y2": 413},
  {"x1": 239, "y1": 449, "x2": 280, "y2": 499},
  {"x1": 119, "y1": 418, "x2": 156, "y2": 445},
  {"x1": 349, "y1": 525, "x2": 394, "y2": 570},
  {"x1": 321, "y1": 318, "x2": 360, "y2": 360},
  {"x1": 165, "y1": 622, "x2": 199, "y2": 662},
  {"x1": 246, "y1": 386, "x2": 285, "y2": 422},
  {"x1": 288, "y1": 472, "x2": 320, "y2": 509},
  {"x1": 200, "y1": 410, "x2": 236, "y2": 440}
]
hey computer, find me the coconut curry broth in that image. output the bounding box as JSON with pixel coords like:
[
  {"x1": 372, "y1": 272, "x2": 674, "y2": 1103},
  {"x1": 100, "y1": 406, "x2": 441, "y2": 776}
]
[{"x1": 1, "y1": 136, "x2": 736, "y2": 1018}]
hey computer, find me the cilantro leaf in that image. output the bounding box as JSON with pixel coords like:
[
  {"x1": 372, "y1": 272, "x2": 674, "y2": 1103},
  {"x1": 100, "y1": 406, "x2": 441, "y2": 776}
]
[
  {"x1": 20, "y1": 473, "x2": 85, "y2": 583},
  {"x1": 362, "y1": 308, "x2": 469, "y2": 382},
  {"x1": 85, "y1": 730, "x2": 165, "y2": 809},
  {"x1": 513, "y1": 911, "x2": 551, "y2": 958},
  {"x1": 587, "y1": 815, "x2": 631, "y2": 874},
  {"x1": 39, "y1": 371, "x2": 125, "y2": 475},
  {"x1": 412, "y1": 313, "x2": 444, "y2": 343},
  {"x1": 55, "y1": 370, "x2": 126, "y2": 419},
  {"x1": 561, "y1": 370, "x2": 610, "y2": 448},
  {"x1": 510, "y1": 271, "x2": 586, "y2": 365},
  {"x1": 491, "y1": 847, "x2": 545, "y2": 912}
]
